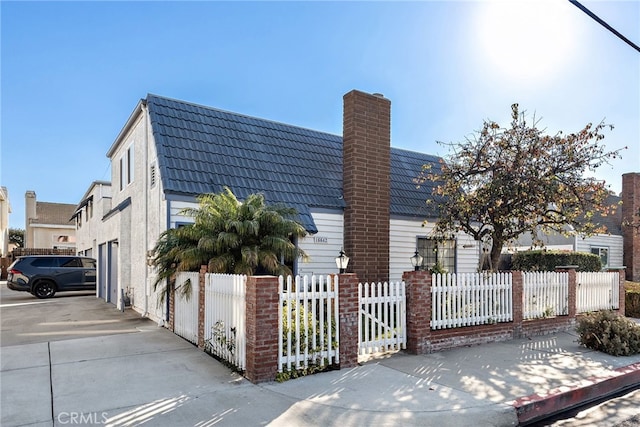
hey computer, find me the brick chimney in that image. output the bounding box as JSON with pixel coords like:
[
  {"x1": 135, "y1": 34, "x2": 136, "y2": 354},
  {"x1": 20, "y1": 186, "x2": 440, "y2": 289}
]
[
  {"x1": 622, "y1": 172, "x2": 640, "y2": 281},
  {"x1": 342, "y1": 90, "x2": 391, "y2": 282}
]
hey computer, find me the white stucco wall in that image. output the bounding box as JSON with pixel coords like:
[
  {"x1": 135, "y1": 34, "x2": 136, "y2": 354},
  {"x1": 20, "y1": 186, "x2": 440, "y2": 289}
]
[
  {"x1": 83, "y1": 106, "x2": 166, "y2": 321},
  {"x1": 31, "y1": 225, "x2": 76, "y2": 249},
  {"x1": 0, "y1": 187, "x2": 9, "y2": 257},
  {"x1": 75, "y1": 183, "x2": 112, "y2": 256}
]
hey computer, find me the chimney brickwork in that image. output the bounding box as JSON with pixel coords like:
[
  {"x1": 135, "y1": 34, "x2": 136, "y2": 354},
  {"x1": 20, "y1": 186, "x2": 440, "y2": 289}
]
[
  {"x1": 342, "y1": 90, "x2": 391, "y2": 283},
  {"x1": 622, "y1": 173, "x2": 640, "y2": 281}
]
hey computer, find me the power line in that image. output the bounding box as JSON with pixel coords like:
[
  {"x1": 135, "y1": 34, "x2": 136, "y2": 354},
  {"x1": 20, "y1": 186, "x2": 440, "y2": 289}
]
[{"x1": 568, "y1": 0, "x2": 640, "y2": 53}]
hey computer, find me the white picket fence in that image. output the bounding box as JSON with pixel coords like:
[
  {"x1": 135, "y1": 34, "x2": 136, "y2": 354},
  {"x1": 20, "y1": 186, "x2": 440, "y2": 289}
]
[
  {"x1": 359, "y1": 281, "x2": 407, "y2": 355},
  {"x1": 522, "y1": 272, "x2": 569, "y2": 319},
  {"x1": 577, "y1": 271, "x2": 620, "y2": 313},
  {"x1": 204, "y1": 273, "x2": 247, "y2": 371},
  {"x1": 173, "y1": 272, "x2": 200, "y2": 344},
  {"x1": 278, "y1": 275, "x2": 339, "y2": 373},
  {"x1": 431, "y1": 272, "x2": 513, "y2": 329}
]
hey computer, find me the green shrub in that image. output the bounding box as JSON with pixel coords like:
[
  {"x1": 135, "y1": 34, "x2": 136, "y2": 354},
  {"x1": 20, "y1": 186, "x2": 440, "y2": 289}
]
[
  {"x1": 279, "y1": 300, "x2": 337, "y2": 382},
  {"x1": 512, "y1": 250, "x2": 602, "y2": 272},
  {"x1": 626, "y1": 290, "x2": 640, "y2": 318},
  {"x1": 576, "y1": 311, "x2": 640, "y2": 356},
  {"x1": 281, "y1": 301, "x2": 338, "y2": 356}
]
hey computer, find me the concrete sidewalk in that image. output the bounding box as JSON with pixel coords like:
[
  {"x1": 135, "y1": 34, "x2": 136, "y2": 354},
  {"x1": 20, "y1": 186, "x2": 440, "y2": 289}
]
[{"x1": 2, "y1": 320, "x2": 639, "y2": 427}]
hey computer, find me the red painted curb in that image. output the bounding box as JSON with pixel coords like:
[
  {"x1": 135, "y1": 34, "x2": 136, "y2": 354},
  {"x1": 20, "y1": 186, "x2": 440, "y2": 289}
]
[{"x1": 512, "y1": 362, "x2": 640, "y2": 425}]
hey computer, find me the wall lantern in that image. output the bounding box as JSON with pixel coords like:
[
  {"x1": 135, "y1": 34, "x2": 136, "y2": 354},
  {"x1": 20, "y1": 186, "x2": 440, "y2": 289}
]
[
  {"x1": 410, "y1": 250, "x2": 423, "y2": 271},
  {"x1": 335, "y1": 249, "x2": 350, "y2": 274}
]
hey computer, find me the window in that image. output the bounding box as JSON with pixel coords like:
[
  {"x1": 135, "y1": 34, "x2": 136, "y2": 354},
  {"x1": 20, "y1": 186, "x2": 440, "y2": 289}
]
[
  {"x1": 32, "y1": 258, "x2": 59, "y2": 268},
  {"x1": 60, "y1": 258, "x2": 82, "y2": 268},
  {"x1": 119, "y1": 157, "x2": 125, "y2": 191},
  {"x1": 127, "y1": 146, "x2": 134, "y2": 184},
  {"x1": 417, "y1": 237, "x2": 456, "y2": 273},
  {"x1": 119, "y1": 143, "x2": 134, "y2": 191},
  {"x1": 81, "y1": 258, "x2": 96, "y2": 268},
  {"x1": 590, "y1": 247, "x2": 609, "y2": 268}
]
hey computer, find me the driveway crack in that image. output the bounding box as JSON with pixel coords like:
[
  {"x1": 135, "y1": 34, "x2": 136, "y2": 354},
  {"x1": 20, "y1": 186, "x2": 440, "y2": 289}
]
[{"x1": 48, "y1": 341, "x2": 54, "y2": 423}]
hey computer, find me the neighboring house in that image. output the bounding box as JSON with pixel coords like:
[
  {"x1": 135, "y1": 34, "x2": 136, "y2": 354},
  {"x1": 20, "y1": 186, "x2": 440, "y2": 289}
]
[
  {"x1": 509, "y1": 193, "x2": 625, "y2": 268},
  {"x1": 25, "y1": 191, "x2": 76, "y2": 251},
  {"x1": 0, "y1": 187, "x2": 10, "y2": 257},
  {"x1": 74, "y1": 90, "x2": 480, "y2": 320},
  {"x1": 507, "y1": 172, "x2": 640, "y2": 281}
]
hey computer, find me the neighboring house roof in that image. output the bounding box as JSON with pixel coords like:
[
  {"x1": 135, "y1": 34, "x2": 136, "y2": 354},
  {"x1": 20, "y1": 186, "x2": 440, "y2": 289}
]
[
  {"x1": 31, "y1": 202, "x2": 76, "y2": 226},
  {"x1": 515, "y1": 193, "x2": 624, "y2": 248},
  {"x1": 145, "y1": 95, "x2": 442, "y2": 232},
  {"x1": 588, "y1": 194, "x2": 622, "y2": 235}
]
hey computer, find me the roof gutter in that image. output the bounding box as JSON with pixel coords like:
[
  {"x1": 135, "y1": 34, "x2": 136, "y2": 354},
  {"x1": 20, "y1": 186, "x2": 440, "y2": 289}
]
[{"x1": 106, "y1": 98, "x2": 147, "y2": 159}]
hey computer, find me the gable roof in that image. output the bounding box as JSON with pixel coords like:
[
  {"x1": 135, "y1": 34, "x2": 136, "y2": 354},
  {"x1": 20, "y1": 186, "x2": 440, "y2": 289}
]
[
  {"x1": 145, "y1": 95, "x2": 442, "y2": 232},
  {"x1": 31, "y1": 202, "x2": 76, "y2": 226}
]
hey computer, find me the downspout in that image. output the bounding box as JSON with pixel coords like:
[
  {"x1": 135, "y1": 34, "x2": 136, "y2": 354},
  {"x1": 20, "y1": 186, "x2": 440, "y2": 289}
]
[
  {"x1": 142, "y1": 100, "x2": 150, "y2": 317},
  {"x1": 166, "y1": 200, "x2": 171, "y2": 323}
]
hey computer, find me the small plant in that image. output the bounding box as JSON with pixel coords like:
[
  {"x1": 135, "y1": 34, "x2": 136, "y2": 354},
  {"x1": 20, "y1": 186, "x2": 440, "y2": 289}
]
[
  {"x1": 275, "y1": 358, "x2": 334, "y2": 382},
  {"x1": 542, "y1": 306, "x2": 555, "y2": 318},
  {"x1": 204, "y1": 321, "x2": 241, "y2": 372},
  {"x1": 430, "y1": 262, "x2": 448, "y2": 275},
  {"x1": 576, "y1": 311, "x2": 640, "y2": 356}
]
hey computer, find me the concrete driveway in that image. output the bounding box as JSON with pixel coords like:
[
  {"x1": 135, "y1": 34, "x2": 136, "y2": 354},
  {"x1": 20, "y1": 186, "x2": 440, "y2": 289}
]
[{"x1": 1, "y1": 283, "x2": 150, "y2": 347}]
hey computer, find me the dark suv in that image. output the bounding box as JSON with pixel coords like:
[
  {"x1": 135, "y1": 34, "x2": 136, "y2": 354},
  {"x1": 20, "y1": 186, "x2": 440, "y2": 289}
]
[{"x1": 7, "y1": 255, "x2": 96, "y2": 299}]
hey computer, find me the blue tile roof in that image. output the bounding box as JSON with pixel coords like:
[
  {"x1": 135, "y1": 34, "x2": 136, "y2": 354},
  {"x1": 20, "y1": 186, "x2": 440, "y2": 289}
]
[{"x1": 146, "y1": 94, "x2": 442, "y2": 232}]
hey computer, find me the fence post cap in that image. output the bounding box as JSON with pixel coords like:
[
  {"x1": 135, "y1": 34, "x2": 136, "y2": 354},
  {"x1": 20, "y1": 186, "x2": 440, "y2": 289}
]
[{"x1": 555, "y1": 265, "x2": 579, "y2": 270}]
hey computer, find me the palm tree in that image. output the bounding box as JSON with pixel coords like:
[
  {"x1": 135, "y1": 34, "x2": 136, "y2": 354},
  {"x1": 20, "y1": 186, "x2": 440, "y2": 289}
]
[{"x1": 152, "y1": 187, "x2": 308, "y2": 296}]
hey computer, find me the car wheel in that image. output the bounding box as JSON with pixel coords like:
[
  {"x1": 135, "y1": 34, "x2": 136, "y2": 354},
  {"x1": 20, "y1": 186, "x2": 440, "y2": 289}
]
[{"x1": 33, "y1": 281, "x2": 56, "y2": 299}]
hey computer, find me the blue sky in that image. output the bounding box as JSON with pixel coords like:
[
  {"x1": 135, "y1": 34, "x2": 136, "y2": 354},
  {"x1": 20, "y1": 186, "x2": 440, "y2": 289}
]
[{"x1": 2, "y1": 1, "x2": 638, "y2": 230}]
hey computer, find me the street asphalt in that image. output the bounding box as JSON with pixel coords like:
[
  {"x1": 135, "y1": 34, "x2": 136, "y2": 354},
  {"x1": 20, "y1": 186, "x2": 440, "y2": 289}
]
[{"x1": 1, "y1": 282, "x2": 639, "y2": 427}]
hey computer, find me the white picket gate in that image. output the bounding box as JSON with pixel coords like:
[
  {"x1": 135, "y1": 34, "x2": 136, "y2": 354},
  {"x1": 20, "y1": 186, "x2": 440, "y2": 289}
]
[
  {"x1": 522, "y1": 272, "x2": 569, "y2": 319},
  {"x1": 204, "y1": 273, "x2": 247, "y2": 371},
  {"x1": 358, "y1": 281, "x2": 406, "y2": 355},
  {"x1": 278, "y1": 275, "x2": 339, "y2": 372},
  {"x1": 577, "y1": 272, "x2": 620, "y2": 313},
  {"x1": 173, "y1": 272, "x2": 200, "y2": 344},
  {"x1": 431, "y1": 272, "x2": 513, "y2": 329}
]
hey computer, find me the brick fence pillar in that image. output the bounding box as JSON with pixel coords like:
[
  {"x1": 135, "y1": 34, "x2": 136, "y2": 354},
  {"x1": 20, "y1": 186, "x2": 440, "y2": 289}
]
[
  {"x1": 556, "y1": 266, "x2": 577, "y2": 319},
  {"x1": 245, "y1": 275, "x2": 280, "y2": 384},
  {"x1": 402, "y1": 270, "x2": 432, "y2": 354},
  {"x1": 607, "y1": 268, "x2": 626, "y2": 315},
  {"x1": 512, "y1": 271, "x2": 524, "y2": 338},
  {"x1": 168, "y1": 280, "x2": 175, "y2": 331},
  {"x1": 197, "y1": 265, "x2": 207, "y2": 349},
  {"x1": 338, "y1": 273, "x2": 360, "y2": 368}
]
